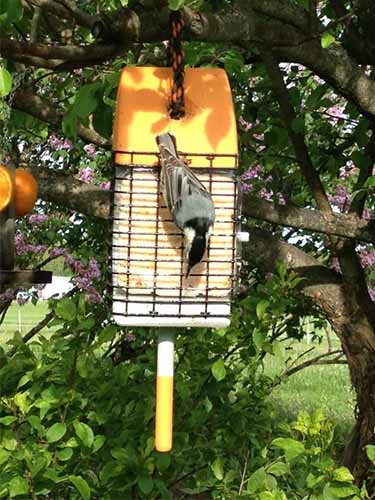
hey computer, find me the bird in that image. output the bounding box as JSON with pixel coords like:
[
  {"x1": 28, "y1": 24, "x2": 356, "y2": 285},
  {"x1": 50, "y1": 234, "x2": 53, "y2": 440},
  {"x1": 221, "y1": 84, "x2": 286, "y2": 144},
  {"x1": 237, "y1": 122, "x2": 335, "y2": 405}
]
[{"x1": 156, "y1": 132, "x2": 215, "y2": 278}]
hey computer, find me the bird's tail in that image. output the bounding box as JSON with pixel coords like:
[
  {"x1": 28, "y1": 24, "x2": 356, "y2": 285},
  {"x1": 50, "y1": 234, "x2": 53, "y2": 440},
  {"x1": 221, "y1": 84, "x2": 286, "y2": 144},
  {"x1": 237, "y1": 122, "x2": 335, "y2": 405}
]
[{"x1": 156, "y1": 133, "x2": 179, "y2": 157}]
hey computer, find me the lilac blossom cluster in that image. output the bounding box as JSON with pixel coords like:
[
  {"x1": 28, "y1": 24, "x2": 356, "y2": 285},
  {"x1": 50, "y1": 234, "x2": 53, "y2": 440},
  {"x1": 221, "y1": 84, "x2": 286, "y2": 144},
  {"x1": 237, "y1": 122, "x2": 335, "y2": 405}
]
[
  {"x1": 359, "y1": 249, "x2": 375, "y2": 269},
  {"x1": 326, "y1": 104, "x2": 348, "y2": 125},
  {"x1": 14, "y1": 230, "x2": 103, "y2": 304},
  {"x1": 328, "y1": 184, "x2": 351, "y2": 212},
  {"x1": 240, "y1": 165, "x2": 286, "y2": 205},
  {"x1": 28, "y1": 214, "x2": 49, "y2": 225},
  {"x1": 0, "y1": 288, "x2": 16, "y2": 303},
  {"x1": 339, "y1": 161, "x2": 358, "y2": 179},
  {"x1": 77, "y1": 165, "x2": 110, "y2": 190},
  {"x1": 84, "y1": 144, "x2": 96, "y2": 158},
  {"x1": 15, "y1": 233, "x2": 47, "y2": 255},
  {"x1": 49, "y1": 134, "x2": 73, "y2": 151}
]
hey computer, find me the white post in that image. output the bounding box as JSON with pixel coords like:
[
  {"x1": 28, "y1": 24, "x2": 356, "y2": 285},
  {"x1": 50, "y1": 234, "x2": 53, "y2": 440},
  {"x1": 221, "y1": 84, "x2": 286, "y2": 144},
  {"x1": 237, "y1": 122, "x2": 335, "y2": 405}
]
[{"x1": 155, "y1": 328, "x2": 175, "y2": 452}]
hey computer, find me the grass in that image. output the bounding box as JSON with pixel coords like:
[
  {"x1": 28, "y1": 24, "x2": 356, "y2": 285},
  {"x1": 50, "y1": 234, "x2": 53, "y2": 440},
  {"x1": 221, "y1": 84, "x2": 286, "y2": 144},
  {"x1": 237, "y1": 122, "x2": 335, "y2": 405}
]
[
  {"x1": 1, "y1": 301, "x2": 53, "y2": 345},
  {"x1": 263, "y1": 334, "x2": 355, "y2": 449}
]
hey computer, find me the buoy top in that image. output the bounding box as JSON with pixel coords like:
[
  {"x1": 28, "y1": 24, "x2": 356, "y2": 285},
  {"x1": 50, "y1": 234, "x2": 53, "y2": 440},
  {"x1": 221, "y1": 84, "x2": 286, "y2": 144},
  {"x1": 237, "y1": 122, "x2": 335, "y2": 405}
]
[{"x1": 0, "y1": 165, "x2": 13, "y2": 213}]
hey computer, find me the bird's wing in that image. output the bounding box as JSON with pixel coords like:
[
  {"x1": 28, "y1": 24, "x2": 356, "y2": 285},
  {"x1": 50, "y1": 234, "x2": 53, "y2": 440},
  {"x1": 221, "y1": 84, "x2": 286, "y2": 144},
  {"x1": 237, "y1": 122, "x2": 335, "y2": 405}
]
[{"x1": 156, "y1": 133, "x2": 212, "y2": 219}]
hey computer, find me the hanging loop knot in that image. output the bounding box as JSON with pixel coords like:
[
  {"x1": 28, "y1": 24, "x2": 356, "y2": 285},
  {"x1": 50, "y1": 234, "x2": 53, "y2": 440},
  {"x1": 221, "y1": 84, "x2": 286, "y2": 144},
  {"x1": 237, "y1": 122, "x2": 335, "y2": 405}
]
[{"x1": 167, "y1": 10, "x2": 185, "y2": 120}]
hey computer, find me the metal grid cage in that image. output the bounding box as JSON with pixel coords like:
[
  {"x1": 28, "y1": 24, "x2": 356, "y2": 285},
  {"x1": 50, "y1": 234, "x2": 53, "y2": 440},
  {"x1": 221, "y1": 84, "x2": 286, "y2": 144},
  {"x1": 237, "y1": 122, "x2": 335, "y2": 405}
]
[{"x1": 109, "y1": 150, "x2": 240, "y2": 328}]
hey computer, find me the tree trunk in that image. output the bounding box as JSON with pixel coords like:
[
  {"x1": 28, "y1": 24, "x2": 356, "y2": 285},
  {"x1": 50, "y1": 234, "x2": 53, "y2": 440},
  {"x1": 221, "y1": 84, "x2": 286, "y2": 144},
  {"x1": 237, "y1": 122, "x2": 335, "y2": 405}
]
[{"x1": 342, "y1": 339, "x2": 375, "y2": 484}]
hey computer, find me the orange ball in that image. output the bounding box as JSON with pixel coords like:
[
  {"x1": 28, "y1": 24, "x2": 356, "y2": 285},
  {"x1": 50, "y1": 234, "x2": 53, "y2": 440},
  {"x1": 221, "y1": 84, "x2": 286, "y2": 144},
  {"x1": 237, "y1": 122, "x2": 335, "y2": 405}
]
[
  {"x1": 14, "y1": 168, "x2": 38, "y2": 216},
  {"x1": 0, "y1": 164, "x2": 13, "y2": 213}
]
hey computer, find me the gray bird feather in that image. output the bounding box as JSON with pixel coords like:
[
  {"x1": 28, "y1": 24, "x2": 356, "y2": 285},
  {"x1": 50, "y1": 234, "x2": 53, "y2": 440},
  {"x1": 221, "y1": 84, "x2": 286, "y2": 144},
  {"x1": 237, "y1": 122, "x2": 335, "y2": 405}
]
[{"x1": 156, "y1": 133, "x2": 215, "y2": 230}]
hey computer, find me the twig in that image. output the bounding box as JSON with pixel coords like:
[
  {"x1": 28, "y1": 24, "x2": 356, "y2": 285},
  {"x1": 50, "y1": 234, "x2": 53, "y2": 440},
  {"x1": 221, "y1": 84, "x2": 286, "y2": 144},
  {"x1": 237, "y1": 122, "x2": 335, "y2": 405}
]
[
  {"x1": 8, "y1": 287, "x2": 77, "y2": 357},
  {"x1": 283, "y1": 349, "x2": 344, "y2": 377},
  {"x1": 238, "y1": 450, "x2": 250, "y2": 496}
]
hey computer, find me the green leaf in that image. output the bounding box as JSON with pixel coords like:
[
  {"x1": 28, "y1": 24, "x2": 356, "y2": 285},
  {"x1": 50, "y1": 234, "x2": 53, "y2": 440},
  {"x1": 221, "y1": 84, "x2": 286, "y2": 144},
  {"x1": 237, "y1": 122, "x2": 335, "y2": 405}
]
[
  {"x1": 0, "y1": 416, "x2": 17, "y2": 425},
  {"x1": 321, "y1": 32, "x2": 335, "y2": 49},
  {"x1": 9, "y1": 476, "x2": 29, "y2": 498},
  {"x1": 168, "y1": 0, "x2": 185, "y2": 9},
  {"x1": 93, "y1": 435, "x2": 106, "y2": 453},
  {"x1": 332, "y1": 466, "x2": 354, "y2": 483},
  {"x1": 366, "y1": 444, "x2": 375, "y2": 463},
  {"x1": 271, "y1": 437, "x2": 305, "y2": 461},
  {"x1": 55, "y1": 298, "x2": 77, "y2": 321},
  {"x1": 0, "y1": 67, "x2": 12, "y2": 97},
  {"x1": 253, "y1": 329, "x2": 266, "y2": 349},
  {"x1": 256, "y1": 299, "x2": 270, "y2": 320},
  {"x1": 46, "y1": 422, "x2": 67, "y2": 443},
  {"x1": 74, "y1": 84, "x2": 100, "y2": 119},
  {"x1": 211, "y1": 457, "x2": 224, "y2": 480},
  {"x1": 94, "y1": 325, "x2": 118, "y2": 348},
  {"x1": 266, "y1": 461, "x2": 289, "y2": 477},
  {"x1": 211, "y1": 359, "x2": 226, "y2": 381},
  {"x1": 69, "y1": 475, "x2": 91, "y2": 500},
  {"x1": 73, "y1": 421, "x2": 94, "y2": 448},
  {"x1": 0, "y1": 448, "x2": 10, "y2": 465},
  {"x1": 247, "y1": 467, "x2": 267, "y2": 494},
  {"x1": 138, "y1": 476, "x2": 153, "y2": 495},
  {"x1": 0, "y1": 0, "x2": 23, "y2": 26},
  {"x1": 57, "y1": 448, "x2": 73, "y2": 461}
]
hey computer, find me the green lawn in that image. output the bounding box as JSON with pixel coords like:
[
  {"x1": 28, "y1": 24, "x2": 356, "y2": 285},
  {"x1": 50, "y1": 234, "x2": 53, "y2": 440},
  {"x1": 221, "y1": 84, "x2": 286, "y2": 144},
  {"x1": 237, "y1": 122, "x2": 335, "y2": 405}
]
[
  {"x1": 1, "y1": 301, "x2": 53, "y2": 344},
  {"x1": 264, "y1": 334, "x2": 354, "y2": 450}
]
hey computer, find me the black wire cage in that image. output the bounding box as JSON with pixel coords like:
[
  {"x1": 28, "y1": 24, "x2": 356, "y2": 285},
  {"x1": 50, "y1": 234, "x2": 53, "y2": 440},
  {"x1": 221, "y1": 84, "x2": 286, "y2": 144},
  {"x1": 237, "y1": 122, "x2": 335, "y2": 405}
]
[{"x1": 109, "y1": 67, "x2": 241, "y2": 328}]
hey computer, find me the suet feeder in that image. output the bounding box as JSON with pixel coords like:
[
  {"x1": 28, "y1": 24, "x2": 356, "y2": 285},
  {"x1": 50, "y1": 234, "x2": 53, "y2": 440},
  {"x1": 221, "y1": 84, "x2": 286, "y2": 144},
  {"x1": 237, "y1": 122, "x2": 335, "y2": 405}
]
[
  {"x1": 0, "y1": 164, "x2": 52, "y2": 290},
  {"x1": 111, "y1": 66, "x2": 246, "y2": 452}
]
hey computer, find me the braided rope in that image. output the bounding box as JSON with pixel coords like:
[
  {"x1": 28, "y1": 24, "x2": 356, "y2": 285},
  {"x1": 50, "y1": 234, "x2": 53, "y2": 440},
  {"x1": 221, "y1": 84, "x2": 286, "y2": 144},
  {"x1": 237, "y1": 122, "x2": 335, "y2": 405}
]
[{"x1": 167, "y1": 10, "x2": 185, "y2": 119}]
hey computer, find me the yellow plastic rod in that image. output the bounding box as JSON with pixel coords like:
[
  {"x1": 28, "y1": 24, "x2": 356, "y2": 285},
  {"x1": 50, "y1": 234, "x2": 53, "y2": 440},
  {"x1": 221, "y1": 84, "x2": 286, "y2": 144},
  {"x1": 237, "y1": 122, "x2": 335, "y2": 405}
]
[{"x1": 155, "y1": 329, "x2": 175, "y2": 452}]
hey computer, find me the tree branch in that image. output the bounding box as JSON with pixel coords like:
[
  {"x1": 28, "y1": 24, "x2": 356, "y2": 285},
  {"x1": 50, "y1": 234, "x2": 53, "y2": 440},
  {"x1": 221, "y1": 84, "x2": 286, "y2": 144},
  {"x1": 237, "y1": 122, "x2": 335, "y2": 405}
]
[
  {"x1": 13, "y1": 87, "x2": 111, "y2": 148},
  {"x1": 283, "y1": 349, "x2": 345, "y2": 377},
  {"x1": 261, "y1": 51, "x2": 331, "y2": 213},
  {"x1": 245, "y1": 196, "x2": 375, "y2": 244}
]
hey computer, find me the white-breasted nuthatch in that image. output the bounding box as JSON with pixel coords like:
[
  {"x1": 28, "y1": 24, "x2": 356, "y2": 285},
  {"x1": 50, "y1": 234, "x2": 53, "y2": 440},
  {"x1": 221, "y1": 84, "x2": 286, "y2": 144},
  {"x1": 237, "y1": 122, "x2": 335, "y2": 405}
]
[{"x1": 156, "y1": 133, "x2": 215, "y2": 278}]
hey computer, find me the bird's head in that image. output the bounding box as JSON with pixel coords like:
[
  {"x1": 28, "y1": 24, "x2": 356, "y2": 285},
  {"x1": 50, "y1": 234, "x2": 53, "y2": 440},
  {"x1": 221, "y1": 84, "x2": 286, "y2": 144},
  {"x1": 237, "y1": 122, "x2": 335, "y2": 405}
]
[{"x1": 183, "y1": 220, "x2": 212, "y2": 278}]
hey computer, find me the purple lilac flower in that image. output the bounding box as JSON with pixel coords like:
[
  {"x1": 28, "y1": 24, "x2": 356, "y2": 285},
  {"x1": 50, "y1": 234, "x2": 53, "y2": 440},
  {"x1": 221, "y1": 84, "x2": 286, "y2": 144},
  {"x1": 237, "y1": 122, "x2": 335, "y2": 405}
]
[
  {"x1": 276, "y1": 192, "x2": 286, "y2": 205},
  {"x1": 28, "y1": 214, "x2": 49, "y2": 225},
  {"x1": 50, "y1": 247, "x2": 67, "y2": 258},
  {"x1": 362, "y1": 208, "x2": 372, "y2": 220},
  {"x1": 84, "y1": 144, "x2": 96, "y2": 158},
  {"x1": 62, "y1": 139, "x2": 73, "y2": 151},
  {"x1": 241, "y1": 183, "x2": 253, "y2": 194},
  {"x1": 339, "y1": 161, "x2": 358, "y2": 179},
  {"x1": 331, "y1": 257, "x2": 341, "y2": 274},
  {"x1": 86, "y1": 258, "x2": 101, "y2": 280},
  {"x1": 359, "y1": 250, "x2": 375, "y2": 268},
  {"x1": 241, "y1": 164, "x2": 264, "y2": 181},
  {"x1": 326, "y1": 105, "x2": 347, "y2": 125},
  {"x1": 328, "y1": 184, "x2": 351, "y2": 211},
  {"x1": 265, "y1": 272, "x2": 274, "y2": 280},
  {"x1": 100, "y1": 181, "x2": 111, "y2": 190},
  {"x1": 16, "y1": 293, "x2": 29, "y2": 306},
  {"x1": 0, "y1": 289, "x2": 15, "y2": 303},
  {"x1": 85, "y1": 286, "x2": 103, "y2": 304},
  {"x1": 49, "y1": 133, "x2": 62, "y2": 150},
  {"x1": 368, "y1": 288, "x2": 375, "y2": 302},
  {"x1": 78, "y1": 167, "x2": 94, "y2": 184},
  {"x1": 259, "y1": 187, "x2": 273, "y2": 201},
  {"x1": 238, "y1": 116, "x2": 254, "y2": 132},
  {"x1": 15, "y1": 233, "x2": 47, "y2": 255},
  {"x1": 126, "y1": 333, "x2": 136, "y2": 342}
]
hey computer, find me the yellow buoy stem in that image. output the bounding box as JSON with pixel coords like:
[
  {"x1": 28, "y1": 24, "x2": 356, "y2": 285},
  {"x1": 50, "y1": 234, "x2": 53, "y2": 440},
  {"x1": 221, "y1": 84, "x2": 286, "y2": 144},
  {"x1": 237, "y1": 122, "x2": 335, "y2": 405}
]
[{"x1": 155, "y1": 328, "x2": 175, "y2": 452}]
